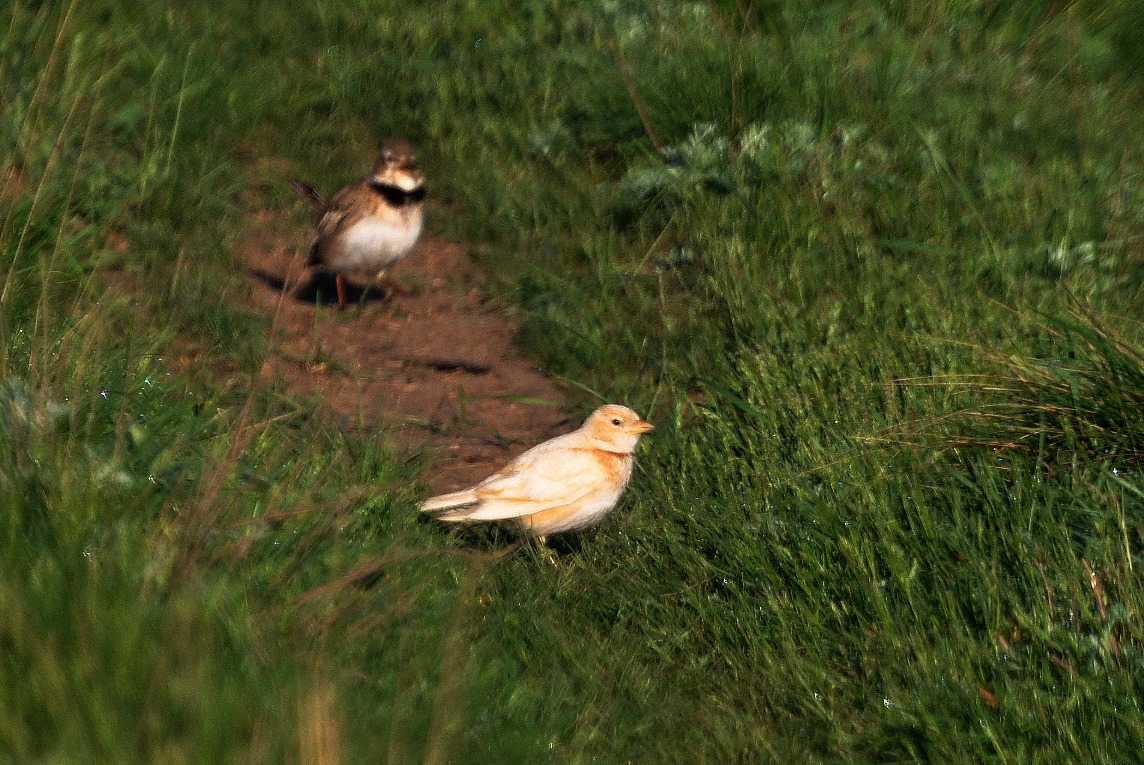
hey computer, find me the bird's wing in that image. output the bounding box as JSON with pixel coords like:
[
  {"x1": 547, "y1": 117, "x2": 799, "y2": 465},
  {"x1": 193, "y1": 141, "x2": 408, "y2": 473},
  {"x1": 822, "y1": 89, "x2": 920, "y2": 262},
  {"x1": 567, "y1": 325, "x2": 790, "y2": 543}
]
[
  {"x1": 306, "y1": 188, "x2": 361, "y2": 266},
  {"x1": 453, "y1": 445, "x2": 607, "y2": 521},
  {"x1": 421, "y1": 487, "x2": 479, "y2": 513},
  {"x1": 314, "y1": 196, "x2": 353, "y2": 238},
  {"x1": 320, "y1": 180, "x2": 383, "y2": 234}
]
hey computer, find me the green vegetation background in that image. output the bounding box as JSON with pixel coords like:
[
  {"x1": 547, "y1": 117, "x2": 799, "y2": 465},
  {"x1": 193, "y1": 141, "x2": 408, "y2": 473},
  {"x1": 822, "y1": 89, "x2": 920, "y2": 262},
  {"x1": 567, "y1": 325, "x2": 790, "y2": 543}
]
[{"x1": 3, "y1": 1, "x2": 1144, "y2": 762}]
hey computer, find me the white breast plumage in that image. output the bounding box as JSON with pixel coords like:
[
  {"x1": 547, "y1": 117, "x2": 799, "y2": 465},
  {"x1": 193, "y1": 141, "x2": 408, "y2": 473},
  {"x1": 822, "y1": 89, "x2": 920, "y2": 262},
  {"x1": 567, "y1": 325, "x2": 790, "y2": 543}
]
[{"x1": 334, "y1": 214, "x2": 423, "y2": 272}]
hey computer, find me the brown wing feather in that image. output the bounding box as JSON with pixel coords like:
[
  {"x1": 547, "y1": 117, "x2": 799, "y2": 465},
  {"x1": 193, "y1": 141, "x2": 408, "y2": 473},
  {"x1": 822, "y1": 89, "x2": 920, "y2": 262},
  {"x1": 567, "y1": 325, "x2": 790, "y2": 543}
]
[
  {"x1": 307, "y1": 187, "x2": 364, "y2": 267},
  {"x1": 289, "y1": 180, "x2": 327, "y2": 226}
]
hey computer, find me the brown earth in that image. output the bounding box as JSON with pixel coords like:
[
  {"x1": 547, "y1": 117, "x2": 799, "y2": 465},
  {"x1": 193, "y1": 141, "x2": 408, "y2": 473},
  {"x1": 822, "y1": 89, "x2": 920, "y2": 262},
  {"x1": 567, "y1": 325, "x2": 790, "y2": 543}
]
[{"x1": 241, "y1": 211, "x2": 572, "y2": 494}]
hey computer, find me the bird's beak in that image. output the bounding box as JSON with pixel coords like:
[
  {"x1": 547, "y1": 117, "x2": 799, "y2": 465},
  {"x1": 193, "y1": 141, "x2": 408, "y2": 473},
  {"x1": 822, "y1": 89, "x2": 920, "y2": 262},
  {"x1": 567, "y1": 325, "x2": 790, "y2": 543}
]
[{"x1": 632, "y1": 420, "x2": 655, "y2": 434}]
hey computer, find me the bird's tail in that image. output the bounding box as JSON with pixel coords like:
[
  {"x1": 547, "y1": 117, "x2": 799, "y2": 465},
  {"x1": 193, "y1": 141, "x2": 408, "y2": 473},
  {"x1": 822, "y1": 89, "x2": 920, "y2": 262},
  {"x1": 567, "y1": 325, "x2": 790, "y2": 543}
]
[
  {"x1": 421, "y1": 488, "x2": 480, "y2": 517},
  {"x1": 290, "y1": 179, "x2": 327, "y2": 225}
]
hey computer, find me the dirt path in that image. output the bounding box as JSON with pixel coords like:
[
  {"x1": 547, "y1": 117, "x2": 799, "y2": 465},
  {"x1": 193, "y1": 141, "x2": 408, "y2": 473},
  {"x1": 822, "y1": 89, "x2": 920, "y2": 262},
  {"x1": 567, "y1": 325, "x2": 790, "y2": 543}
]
[{"x1": 240, "y1": 212, "x2": 571, "y2": 494}]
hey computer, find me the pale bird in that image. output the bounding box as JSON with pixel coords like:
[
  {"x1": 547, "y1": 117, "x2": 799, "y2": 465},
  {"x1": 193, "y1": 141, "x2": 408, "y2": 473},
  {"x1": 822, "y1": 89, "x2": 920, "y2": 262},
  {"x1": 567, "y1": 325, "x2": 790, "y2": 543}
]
[
  {"x1": 291, "y1": 137, "x2": 425, "y2": 310},
  {"x1": 421, "y1": 405, "x2": 654, "y2": 540}
]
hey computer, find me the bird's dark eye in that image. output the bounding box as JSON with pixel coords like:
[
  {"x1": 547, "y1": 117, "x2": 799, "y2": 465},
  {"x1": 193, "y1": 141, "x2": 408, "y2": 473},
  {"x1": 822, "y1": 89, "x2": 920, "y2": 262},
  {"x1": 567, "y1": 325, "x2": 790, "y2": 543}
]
[{"x1": 611, "y1": 418, "x2": 622, "y2": 426}]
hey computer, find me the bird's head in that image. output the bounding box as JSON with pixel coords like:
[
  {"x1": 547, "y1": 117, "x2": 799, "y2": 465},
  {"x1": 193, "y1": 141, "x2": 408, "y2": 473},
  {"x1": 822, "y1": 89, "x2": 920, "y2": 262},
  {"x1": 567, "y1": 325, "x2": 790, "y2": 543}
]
[
  {"x1": 372, "y1": 137, "x2": 424, "y2": 192},
  {"x1": 583, "y1": 404, "x2": 654, "y2": 453}
]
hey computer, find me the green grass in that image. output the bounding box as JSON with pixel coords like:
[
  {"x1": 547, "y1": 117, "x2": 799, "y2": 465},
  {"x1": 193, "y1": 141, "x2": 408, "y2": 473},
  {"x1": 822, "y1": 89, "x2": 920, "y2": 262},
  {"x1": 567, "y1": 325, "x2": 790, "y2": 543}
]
[{"x1": 3, "y1": 0, "x2": 1144, "y2": 762}]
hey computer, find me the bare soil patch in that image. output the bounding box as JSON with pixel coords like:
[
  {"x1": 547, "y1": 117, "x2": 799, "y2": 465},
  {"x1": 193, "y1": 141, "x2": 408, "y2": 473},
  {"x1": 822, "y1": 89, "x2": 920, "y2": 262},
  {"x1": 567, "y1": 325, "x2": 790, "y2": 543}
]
[{"x1": 241, "y1": 212, "x2": 570, "y2": 493}]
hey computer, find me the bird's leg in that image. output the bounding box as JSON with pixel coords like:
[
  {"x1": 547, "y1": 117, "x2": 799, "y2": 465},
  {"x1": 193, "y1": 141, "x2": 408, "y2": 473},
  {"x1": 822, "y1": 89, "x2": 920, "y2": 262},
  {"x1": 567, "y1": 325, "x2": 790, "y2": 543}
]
[
  {"x1": 335, "y1": 272, "x2": 347, "y2": 311},
  {"x1": 375, "y1": 269, "x2": 411, "y2": 297},
  {"x1": 532, "y1": 536, "x2": 560, "y2": 567}
]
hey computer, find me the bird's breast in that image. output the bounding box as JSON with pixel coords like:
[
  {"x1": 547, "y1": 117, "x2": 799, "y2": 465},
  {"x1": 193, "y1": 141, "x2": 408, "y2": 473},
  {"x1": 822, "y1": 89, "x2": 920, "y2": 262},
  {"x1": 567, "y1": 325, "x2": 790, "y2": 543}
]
[
  {"x1": 330, "y1": 211, "x2": 422, "y2": 271},
  {"x1": 593, "y1": 449, "x2": 634, "y2": 486}
]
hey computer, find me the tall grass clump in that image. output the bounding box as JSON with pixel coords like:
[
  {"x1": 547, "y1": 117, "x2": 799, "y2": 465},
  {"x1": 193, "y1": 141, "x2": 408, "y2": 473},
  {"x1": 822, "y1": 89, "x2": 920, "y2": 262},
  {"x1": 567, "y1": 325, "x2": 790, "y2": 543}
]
[
  {"x1": 953, "y1": 309, "x2": 1144, "y2": 471},
  {"x1": 1, "y1": 5, "x2": 277, "y2": 761},
  {"x1": 0, "y1": 3, "x2": 467, "y2": 762}
]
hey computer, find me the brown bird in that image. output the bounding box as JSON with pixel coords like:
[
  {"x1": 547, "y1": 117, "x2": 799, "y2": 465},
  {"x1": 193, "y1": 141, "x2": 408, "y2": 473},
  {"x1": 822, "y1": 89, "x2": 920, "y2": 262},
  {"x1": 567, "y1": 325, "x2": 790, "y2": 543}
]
[
  {"x1": 291, "y1": 137, "x2": 425, "y2": 310},
  {"x1": 421, "y1": 405, "x2": 654, "y2": 541}
]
